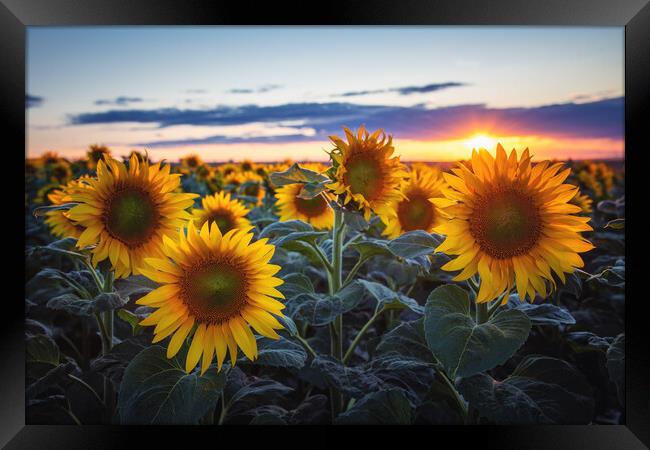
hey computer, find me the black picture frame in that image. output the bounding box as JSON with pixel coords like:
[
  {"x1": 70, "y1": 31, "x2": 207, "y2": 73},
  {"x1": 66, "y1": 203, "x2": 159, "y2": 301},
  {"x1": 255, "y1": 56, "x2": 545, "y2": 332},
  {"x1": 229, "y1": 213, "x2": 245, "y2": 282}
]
[{"x1": 5, "y1": 0, "x2": 649, "y2": 447}]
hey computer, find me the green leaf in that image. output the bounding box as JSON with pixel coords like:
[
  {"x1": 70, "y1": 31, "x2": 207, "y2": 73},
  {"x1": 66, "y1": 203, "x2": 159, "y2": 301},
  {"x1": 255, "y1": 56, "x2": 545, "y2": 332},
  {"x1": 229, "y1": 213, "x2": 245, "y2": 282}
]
[
  {"x1": 375, "y1": 319, "x2": 433, "y2": 362},
  {"x1": 259, "y1": 220, "x2": 326, "y2": 247},
  {"x1": 226, "y1": 379, "x2": 293, "y2": 419},
  {"x1": 275, "y1": 315, "x2": 299, "y2": 337},
  {"x1": 566, "y1": 331, "x2": 613, "y2": 353},
  {"x1": 90, "y1": 337, "x2": 148, "y2": 384},
  {"x1": 369, "y1": 354, "x2": 436, "y2": 404},
  {"x1": 424, "y1": 285, "x2": 531, "y2": 378},
  {"x1": 117, "y1": 309, "x2": 144, "y2": 335},
  {"x1": 27, "y1": 361, "x2": 79, "y2": 399},
  {"x1": 297, "y1": 181, "x2": 328, "y2": 199},
  {"x1": 259, "y1": 220, "x2": 313, "y2": 239},
  {"x1": 118, "y1": 346, "x2": 227, "y2": 424},
  {"x1": 606, "y1": 333, "x2": 625, "y2": 406},
  {"x1": 506, "y1": 296, "x2": 575, "y2": 326},
  {"x1": 47, "y1": 292, "x2": 128, "y2": 316},
  {"x1": 26, "y1": 334, "x2": 60, "y2": 366},
  {"x1": 270, "y1": 163, "x2": 330, "y2": 187},
  {"x1": 336, "y1": 389, "x2": 413, "y2": 424},
  {"x1": 457, "y1": 355, "x2": 594, "y2": 424},
  {"x1": 341, "y1": 207, "x2": 370, "y2": 231},
  {"x1": 585, "y1": 260, "x2": 625, "y2": 288},
  {"x1": 33, "y1": 202, "x2": 78, "y2": 217},
  {"x1": 387, "y1": 230, "x2": 443, "y2": 259},
  {"x1": 310, "y1": 356, "x2": 383, "y2": 399},
  {"x1": 251, "y1": 337, "x2": 308, "y2": 369},
  {"x1": 604, "y1": 218, "x2": 624, "y2": 230},
  {"x1": 358, "y1": 280, "x2": 423, "y2": 314},
  {"x1": 114, "y1": 275, "x2": 158, "y2": 299},
  {"x1": 286, "y1": 281, "x2": 365, "y2": 326},
  {"x1": 280, "y1": 273, "x2": 314, "y2": 299},
  {"x1": 351, "y1": 239, "x2": 392, "y2": 260}
]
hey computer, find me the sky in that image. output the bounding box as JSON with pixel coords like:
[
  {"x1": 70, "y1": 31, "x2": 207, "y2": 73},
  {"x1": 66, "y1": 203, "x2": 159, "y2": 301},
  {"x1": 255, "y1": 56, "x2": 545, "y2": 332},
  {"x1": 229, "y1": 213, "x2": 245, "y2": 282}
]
[{"x1": 26, "y1": 27, "x2": 624, "y2": 162}]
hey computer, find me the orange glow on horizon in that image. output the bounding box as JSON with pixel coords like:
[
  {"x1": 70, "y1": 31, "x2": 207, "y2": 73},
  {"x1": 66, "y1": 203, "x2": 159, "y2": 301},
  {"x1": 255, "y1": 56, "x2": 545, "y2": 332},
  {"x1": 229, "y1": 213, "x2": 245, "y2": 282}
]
[{"x1": 26, "y1": 134, "x2": 624, "y2": 163}]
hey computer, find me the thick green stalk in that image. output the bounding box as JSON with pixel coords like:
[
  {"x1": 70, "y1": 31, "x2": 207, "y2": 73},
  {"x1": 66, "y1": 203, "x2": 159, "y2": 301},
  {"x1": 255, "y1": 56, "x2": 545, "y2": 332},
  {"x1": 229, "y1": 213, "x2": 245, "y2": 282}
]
[
  {"x1": 476, "y1": 301, "x2": 489, "y2": 324},
  {"x1": 328, "y1": 207, "x2": 345, "y2": 419},
  {"x1": 330, "y1": 207, "x2": 345, "y2": 360}
]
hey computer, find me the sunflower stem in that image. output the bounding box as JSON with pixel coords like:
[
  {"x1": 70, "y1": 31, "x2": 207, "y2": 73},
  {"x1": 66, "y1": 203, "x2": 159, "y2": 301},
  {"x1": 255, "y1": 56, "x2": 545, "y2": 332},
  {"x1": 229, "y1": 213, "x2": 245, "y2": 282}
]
[
  {"x1": 307, "y1": 241, "x2": 334, "y2": 273},
  {"x1": 295, "y1": 333, "x2": 319, "y2": 359},
  {"x1": 487, "y1": 295, "x2": 506, "y2": 318},
  {"x1": 433, "y1": 364, "x2": 468, "y2": 423},
  {"x1": 328, "y1": 205, "x2": 345, "y2": 420},
  {"x1": 343, "y1": 307, "x2": 384, "y2": 364},
  {"x1": 99, "y1": 266, "x2": 116, "y2": 422},
  {"x1": 342, "y1": 256, "x2": 368, "y2": 287},
  {"x1": 476, "y1": 301, "x2": 489, "y2": 324}
]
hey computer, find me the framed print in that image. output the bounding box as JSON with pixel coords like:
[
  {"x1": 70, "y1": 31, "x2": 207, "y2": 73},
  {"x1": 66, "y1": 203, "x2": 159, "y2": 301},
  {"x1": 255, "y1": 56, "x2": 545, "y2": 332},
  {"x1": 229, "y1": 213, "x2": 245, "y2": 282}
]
[{"x1": 3, "y1": 0, "x2": 649, "y2": 447}]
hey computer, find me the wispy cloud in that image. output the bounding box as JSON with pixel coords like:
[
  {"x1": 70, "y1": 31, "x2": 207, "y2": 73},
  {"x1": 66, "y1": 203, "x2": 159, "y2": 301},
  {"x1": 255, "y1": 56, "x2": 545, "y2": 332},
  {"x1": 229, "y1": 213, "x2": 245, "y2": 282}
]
[
  {"x1": 26, "y1": 94, "x2": 44, "y2": 108},
  {"x1": 226, "y1": 84, "x2": 282, "y2": 94},
  {"x1": 336, "y1": 82, "x2": 466, "y2": 97},
  {"x1": 94, "y1": 96, "x2": 145, "y2": 106},
  {"x1": 68, "y1": 97, "x2": 623, "y2": 148}
]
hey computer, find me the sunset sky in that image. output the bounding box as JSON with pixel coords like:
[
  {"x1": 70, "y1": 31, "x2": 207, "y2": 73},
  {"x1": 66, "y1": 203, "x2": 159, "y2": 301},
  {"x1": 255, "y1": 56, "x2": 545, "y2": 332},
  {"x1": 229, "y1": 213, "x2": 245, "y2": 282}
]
[{"x1": 27, "y1": 27, "x2": 624, "y2": 162}]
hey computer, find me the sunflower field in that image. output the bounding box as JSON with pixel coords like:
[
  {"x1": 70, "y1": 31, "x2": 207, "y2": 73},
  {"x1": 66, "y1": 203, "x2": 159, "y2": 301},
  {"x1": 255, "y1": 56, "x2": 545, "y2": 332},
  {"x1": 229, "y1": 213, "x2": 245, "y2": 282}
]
[{"x1": 25, "y1": 128, "x2": 625, "y2": 425}]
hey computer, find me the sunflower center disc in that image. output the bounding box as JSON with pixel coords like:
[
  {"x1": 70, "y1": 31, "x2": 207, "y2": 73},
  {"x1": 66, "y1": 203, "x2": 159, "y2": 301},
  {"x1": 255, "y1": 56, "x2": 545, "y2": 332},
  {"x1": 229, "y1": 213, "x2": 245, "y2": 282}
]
[
  {"x1": 397, "y1": 194, "x2": 434, "y2": 231},
  {"x1": 206, "y1": 210, "x2": 236, "y2": 233},
  {"x1": 344, "y1": 154, "x2": 383, "y2": 200},
  {"x1": 105, "y1": 188, "x2": 158, "y2": 246},
  {"x1": 242, "y1": 183, "x2": 260, "y2": 197},
  {"x1": 469, "y1": 189, "x2": 541, "y2": 259},
  {"x1": 295, "y1": 195, "x2": 329, "y2": 217},
  {"x1": 182, "y1": 261, "x2": 247, "y2": 322}
]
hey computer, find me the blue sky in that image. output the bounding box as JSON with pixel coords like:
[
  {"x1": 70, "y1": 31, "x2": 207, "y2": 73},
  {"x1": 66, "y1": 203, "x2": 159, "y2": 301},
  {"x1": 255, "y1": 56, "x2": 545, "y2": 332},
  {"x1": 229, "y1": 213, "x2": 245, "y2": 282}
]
[{"x1": 27, "y1": 27, "x2": 624, "y2": 161}]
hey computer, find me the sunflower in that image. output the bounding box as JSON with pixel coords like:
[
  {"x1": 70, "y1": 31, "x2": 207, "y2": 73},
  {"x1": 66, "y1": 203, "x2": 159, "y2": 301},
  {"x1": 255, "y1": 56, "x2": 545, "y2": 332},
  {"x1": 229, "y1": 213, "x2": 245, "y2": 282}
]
[
  {"x1": 569, "y1": 190, "x2": 593, "y2": 214},
  {"x1": 275, "y1": 184, "x2": 334, "y2": 229},
  {"x1": 327, "y1": 126, "x2": 407, "y2": 220},
  {"x1": 434, "y1": 145, "x2": 594, "y2": 303},
  {"x1": 68, "y1": 154, "x2": 198, "y2": 278},
  {"x1": 240, "y1": 159, "x2": 256, "y2": 172},
  {"x1": 179, "y1": 154, "x2": 204, "y2": 173},
  {"x1": 136, "y1": 221, "x2": 286, "y2": 373},
  {"x1": 86, "y1": 144, "x2": 111, "y2": 170},
  {"x1": 379, "y1": 164, "x2": 446, "y2": 239},
  {"x1": 192, "y1": 191, "x2": 251, "y2": 233},
  {"x1": 225, "y1": 172, "x2": 266, "y2": 204},
  {"x1": 44, "y1": 177, "x2": 91, "y2": 239}
]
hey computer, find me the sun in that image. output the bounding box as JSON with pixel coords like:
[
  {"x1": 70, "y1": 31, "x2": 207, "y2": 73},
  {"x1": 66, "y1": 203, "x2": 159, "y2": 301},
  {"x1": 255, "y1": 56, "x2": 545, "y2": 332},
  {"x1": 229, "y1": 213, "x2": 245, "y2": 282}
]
[{"x1": 466, "y1": 134, "x2": 496, "y2": 151}]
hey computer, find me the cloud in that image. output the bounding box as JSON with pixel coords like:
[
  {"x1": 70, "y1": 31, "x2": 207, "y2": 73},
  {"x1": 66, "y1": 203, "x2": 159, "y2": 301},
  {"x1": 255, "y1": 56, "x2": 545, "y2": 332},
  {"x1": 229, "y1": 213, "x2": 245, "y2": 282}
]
[
  {"x1": 94, "y1": 96, "x2": 145, "y2": 106},
  {"x1": 226, "y1": 84, "x2": 282, "y2": 94},
  {"x1": 26, "y1": 94, "x2": 44, "y2": 108},
  {"x1": 68, "y1": 97, "x2": 623, "y2": 147},
  {"x1": 185, "y1": 89, "x2": 207, "y2": 94},
  {"x1": 337, "y1": 82, "x2": 466, "y2": 97}
]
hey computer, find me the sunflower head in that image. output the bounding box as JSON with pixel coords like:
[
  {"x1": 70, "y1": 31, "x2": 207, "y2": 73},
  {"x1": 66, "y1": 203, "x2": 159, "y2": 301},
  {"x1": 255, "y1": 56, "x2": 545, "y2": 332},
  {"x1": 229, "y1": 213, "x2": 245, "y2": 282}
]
[
  {"x1": 569, "y1": 189, "x2": 593, "y2": 214},
  {"x1": 192, "y1": 191, "x2": 251, "y2": 234},
  {"x1": 225, "y1": 172, "x2": 266, "y2": 204},
  {"x1": 327, "y1": 126, "x2": 407, "y2": 220},
  {"x1": 136, "y1": 221, "x2": 286, "y2": 373},
  {"x1": 41, "y1": 151, "x2": 63, "y2": 166},
  {"x1": 180, "y1": 154, "x2": 204, "y2": 171},
  {"x1": 434, "y1": 144, "x2": 594, "y2": 303},
  {"x1": 86, "y1": 144, "x2": 111, "y2": 169},
  {"x1": 379, "y1": 163, "x2": 446, "y2": 239},
  {"x1": 44, "y1": 177, "x2": 91, "y2": 239},
  {"x1": 240, "y1": 159, "x2": 256, "y2": 172},
  {"x1": 68, "y1": 154, "x2": 198, "y2": 278},
  {"x1": 275, "y1": 184, "x2": 334, "y2": 229}
]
